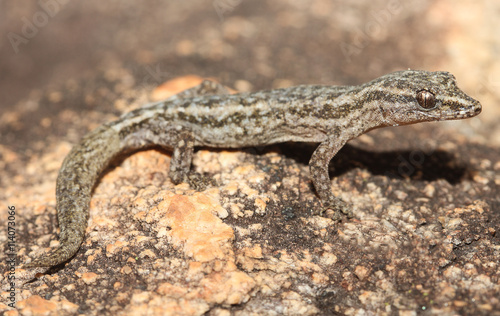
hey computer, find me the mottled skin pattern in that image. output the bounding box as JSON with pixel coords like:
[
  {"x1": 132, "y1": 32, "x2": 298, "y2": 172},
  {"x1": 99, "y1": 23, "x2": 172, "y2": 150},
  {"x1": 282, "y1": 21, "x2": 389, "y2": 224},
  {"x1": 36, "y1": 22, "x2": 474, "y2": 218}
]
[{"x1": 24, "y1": 70, "x2": 481, "y2": 268}]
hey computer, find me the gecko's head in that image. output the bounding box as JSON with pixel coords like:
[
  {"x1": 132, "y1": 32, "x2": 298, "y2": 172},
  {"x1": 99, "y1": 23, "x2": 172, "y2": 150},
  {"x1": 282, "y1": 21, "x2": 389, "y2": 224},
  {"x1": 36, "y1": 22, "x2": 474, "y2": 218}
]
[{"x1": 370, "y1": 70, "x2": 482, "y2": 126}]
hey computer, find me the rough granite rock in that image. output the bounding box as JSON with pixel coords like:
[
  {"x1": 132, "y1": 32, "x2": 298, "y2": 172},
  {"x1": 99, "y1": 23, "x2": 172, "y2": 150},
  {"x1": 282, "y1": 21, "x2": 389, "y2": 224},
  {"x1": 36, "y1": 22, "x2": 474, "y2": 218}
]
[{"x1": 1, "y1": 1, "x2": 499, "y2": 315}]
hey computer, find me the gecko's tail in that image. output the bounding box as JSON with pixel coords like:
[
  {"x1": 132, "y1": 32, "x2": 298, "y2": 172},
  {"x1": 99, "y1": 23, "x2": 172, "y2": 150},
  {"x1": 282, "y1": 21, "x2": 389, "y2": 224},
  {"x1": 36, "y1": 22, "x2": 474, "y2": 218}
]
[
  {"x1": 23, "y1": 189, "x2": 90, "y2": 268},
  {"x1": 22, "y1": 234, "x2": 84, "y2": 268},
  {"x1": 24, "y1": 125, "x2": 122, "y2": 269}
]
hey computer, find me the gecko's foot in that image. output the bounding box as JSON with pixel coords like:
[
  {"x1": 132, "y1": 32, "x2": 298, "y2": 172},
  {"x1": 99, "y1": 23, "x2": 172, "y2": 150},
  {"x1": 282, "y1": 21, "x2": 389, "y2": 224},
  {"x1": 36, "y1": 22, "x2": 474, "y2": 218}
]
[
  {"x1": 320, "y1": 196, "x2": 353, "y2": 221},
  {"x1": 185, "y1": 173, "x2": 217, "y2": 191}
]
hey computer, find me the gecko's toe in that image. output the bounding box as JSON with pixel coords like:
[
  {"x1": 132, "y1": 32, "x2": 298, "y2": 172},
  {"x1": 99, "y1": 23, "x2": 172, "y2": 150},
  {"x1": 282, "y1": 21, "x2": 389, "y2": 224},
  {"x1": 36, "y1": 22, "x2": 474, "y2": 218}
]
[
  {"x1": 321, "y1": 197, "x2": 353, "y2": 221},
  {"x1": 323, "y1": 208, "x2": 345, "y2": 221},
  {"x1": 185, "y1": 173, "x2": 217, "y2": 191}
]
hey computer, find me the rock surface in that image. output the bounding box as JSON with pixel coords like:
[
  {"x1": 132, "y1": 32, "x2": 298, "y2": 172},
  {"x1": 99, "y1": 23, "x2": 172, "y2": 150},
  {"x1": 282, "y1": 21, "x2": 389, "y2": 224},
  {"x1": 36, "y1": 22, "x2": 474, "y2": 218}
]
[{"x1": 1, "y1": 1, "x2": 499, "y2": 315}]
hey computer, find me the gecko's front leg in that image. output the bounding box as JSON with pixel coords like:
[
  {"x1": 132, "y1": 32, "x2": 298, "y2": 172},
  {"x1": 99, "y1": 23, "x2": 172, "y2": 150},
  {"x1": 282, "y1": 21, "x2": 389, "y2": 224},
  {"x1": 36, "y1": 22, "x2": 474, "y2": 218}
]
[{"x1": 309, "y1": 137, "x2": 353, "y2": 220}]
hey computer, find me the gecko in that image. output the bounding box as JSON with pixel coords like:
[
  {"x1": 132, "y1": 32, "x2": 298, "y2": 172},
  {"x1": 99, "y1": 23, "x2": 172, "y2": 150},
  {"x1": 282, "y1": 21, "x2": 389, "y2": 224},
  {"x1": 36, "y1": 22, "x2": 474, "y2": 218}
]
[{"x1": 24, "y1": 70, "x2": 481, "y2": 268}]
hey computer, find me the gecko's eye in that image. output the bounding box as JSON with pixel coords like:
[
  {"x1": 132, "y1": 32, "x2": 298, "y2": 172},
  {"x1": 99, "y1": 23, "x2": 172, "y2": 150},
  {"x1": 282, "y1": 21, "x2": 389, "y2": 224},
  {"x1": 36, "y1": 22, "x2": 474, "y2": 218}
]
[{"x1": 416, "y1": 90, "x2": 436, "y2": 109}]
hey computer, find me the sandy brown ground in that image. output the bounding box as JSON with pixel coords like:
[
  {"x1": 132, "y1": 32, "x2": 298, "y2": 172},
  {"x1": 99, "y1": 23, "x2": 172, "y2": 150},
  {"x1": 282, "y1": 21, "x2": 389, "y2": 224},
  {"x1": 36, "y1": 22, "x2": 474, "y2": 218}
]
[{"x1": 1, "y1": 1, "x2": 499, "y2": 315}]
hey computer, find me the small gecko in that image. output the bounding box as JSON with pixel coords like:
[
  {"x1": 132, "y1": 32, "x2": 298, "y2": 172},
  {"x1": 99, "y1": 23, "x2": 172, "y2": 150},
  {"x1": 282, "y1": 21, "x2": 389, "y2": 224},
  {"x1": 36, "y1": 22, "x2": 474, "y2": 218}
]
[{"x1": 24, "y1": 70, "x2": 481, "y2": 268}]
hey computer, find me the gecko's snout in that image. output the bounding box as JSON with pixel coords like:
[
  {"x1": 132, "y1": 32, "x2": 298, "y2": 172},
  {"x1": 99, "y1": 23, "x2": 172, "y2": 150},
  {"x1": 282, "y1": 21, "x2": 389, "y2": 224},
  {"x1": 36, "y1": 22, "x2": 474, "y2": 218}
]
[
  {"x1": 473, "y1": 100, "x2": 482, "y2": 116},
  {"x1": 463, "y1": 99, "x2": 482, "y2": 119}
]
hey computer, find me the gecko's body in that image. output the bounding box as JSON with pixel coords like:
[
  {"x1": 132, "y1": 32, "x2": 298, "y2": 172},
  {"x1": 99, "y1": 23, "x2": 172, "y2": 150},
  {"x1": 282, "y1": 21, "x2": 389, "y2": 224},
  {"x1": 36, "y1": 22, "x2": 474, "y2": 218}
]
[{"x1": 25, "y1": 70, "x2": 481, "y2": 268}]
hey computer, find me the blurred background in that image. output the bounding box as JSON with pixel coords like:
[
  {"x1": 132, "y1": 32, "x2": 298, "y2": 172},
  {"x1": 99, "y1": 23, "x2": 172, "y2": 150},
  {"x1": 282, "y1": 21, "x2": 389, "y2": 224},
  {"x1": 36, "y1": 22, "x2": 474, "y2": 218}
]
[{"x1": 0, "y1": 0, "x2": 498, "y2": 146}]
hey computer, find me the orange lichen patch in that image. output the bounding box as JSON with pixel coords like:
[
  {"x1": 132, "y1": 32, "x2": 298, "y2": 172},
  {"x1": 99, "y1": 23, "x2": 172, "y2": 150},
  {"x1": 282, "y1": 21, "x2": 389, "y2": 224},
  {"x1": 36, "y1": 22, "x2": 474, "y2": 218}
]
[
  {"x1": 126, "y1": 295, "x2": 210, "y2": 316},
  {"x1": 156, "y1": 283, "x2": 189, "y2": 298},
  {"x1": 80, "y1": 272, "x2": 99, "y2": 284},
  {"x1": 200, "y1": 271, "x2": 256, "y2": 305},
  {"x1": 105, "y1": 240, "x2": 129, "y2": 256},
  {"x1": 17, "y1": 295, "x2": 57, "y2": 315},
  {"x1": 187, "y1": 261, "x2": 204, "y2": 278},
  {"x1": 243, "y1": 245, "x2": 263, "y2": 259},
  {"x1": 151, "y1": 76, "x2": 237, "y2": 101},
  {"x1": 88, "y1": 216, "x2": 118, "y2": 231},
  {"x1": 151, "y1": 75, "x2": 204, "y2": 100},
  {"x1": 159, "y1": 194, "x2": 234, "y2": 262}
]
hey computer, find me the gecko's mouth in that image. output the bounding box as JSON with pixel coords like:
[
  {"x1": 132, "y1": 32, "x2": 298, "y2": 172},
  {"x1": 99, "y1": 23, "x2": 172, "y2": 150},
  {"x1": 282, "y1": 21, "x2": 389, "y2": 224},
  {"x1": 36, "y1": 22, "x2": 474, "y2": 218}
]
[
  {"x1": 453, "y1": 102, "x2": 482, "y2": 119},
  {"x1": 438, "y1": 100, "x2": 482, "y2": 120}
]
